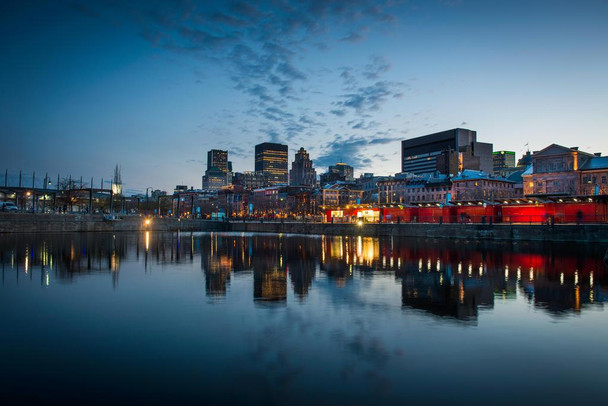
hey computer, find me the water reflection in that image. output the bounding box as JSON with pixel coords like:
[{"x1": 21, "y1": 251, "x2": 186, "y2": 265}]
[{"x1": 0, "y1": 232, "x2": 606, "y2": 319}]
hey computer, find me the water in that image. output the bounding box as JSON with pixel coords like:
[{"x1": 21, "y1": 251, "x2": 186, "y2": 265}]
[{"x1": 1, "y1": 232, "x2": 607, "y2": 404}]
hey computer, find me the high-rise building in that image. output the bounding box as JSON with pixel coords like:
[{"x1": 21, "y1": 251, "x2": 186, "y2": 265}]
[
  {"x1": 203, "y1": 149, "x2": 232, "y2": 190},
  {"x1": 493, "y1": 151, "x2": 516, "y2": 175},
  {"x1": 255, "y1": 142, "x2": 288, "y2": 186},
  {"x1": 207, "y1": 150, "x2": 228, "y2": 173},
  {"x1": 402, "y1": 128, "x2": 493, "y2": 175},
  {"x1": 289, "y1": 147, "x2": 316, "y2": 187}
]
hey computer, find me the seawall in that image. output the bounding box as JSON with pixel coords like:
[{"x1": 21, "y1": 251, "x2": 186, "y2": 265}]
[
  {"x1": 0, "y1": 213, "x2": 228, "y2": 233},
  {"x1": 228, "y1": 221, "x2": 608, "y2": 242},
  {"x1": 1, "y1": 213, "x2": 607, "y2": 242}
]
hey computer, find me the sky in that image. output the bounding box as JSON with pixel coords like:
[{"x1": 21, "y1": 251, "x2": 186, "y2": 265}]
[{"x1": 1, "y1": 0, "x2": 607, "y2": 194}]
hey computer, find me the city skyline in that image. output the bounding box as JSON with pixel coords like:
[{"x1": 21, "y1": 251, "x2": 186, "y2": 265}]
[{"x1": 2, "y1": 0, "x2": 607, "y2": 193}]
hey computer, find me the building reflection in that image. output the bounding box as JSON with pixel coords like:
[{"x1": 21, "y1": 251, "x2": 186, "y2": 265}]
[{"x1": 0, "y1": 232, "x2": 606, "y2": 318}]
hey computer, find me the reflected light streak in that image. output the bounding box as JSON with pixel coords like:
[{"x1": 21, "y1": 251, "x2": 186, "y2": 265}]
[
  {"x1": 145, "y1": 231, "x2": 150, "y2": 252},
  {"x1": 560, "y1": 272, "x2": 564, "y2": 285},
  {"x1": 517, "y1": 267, "x2": 521, "y2": 281},
  {"x1": 574, "y1": 271, "x2": 579, "y2": 286}
]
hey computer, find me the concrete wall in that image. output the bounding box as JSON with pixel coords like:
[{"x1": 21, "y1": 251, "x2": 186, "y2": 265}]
[
  {"x1": 0, "y1": 213, "x2": 228, "y2": 233},
  {"x1": 227, "y1": 221, "x2": 608, "y2": 243},
  {"x1": 1, "y1": 213, "x2": 607, "y2": 242}
]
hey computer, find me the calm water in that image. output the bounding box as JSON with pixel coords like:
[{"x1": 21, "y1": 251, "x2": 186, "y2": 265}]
[{"x1": 1, "y1": 231, "x2": 607, "y2": 405}]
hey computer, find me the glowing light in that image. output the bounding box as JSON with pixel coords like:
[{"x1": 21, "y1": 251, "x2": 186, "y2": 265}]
[
  {"x1": 505, "y1": 266, "x2": 509, "y2": 281},
  {"x1": 517, "y1": 267, "x2": 521, "y2": 281},
  {"x1": 560, "y1": 272, "x2": 564, "y2": 285},
  {"x1": 145, "y1": 231, "x2": 150, "y2": 252},
  {"x1": 458, "y1": 262, "x2": 462, "y2": 274},
  {"x1": 529, "y1": 268, "x2": 534, "y2": 281},
  {"x1": 590, "y1": 271, "x2": 594, "y2": 287},
  {"x1": 574, "y1": 270, "x2": 578, "y2": 286}
]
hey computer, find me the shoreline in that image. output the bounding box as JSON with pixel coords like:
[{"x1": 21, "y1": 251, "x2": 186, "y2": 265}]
[{"x1": 1, "y1": 213, "x2": 608, "y2": 242}]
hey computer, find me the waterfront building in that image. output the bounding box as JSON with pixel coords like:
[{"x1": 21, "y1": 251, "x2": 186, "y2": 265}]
[
  {"x1": 289, "y1": 147, "x2": 317, "y2": 187},
  {"x1": 355, "y1": 173, "x2": 390, "y2": 203},
  {"x1": 320, "y1": 182, "x2": 363, "y2": 208},
  {"x1": 255, "y1": 142, "x2": 288, "y2": 186},
  {"x1": 579, "y1": 155, "x2": 608, "y2": 196},
  {"x1": 523, "y1": 144, "x2": 593, "y2": 197},
  {"x1": 378, "y1": 174, "x2": 452, "y2": 204},
  {"x1": 402, "y1": 128, "x2": 493, "y2": 175},
  {"x1": 451, "y1": 170, "x2": 515, "y2": 201}
]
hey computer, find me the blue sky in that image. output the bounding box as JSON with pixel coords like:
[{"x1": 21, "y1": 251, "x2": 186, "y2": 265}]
[{"x1": 1, "y1": 0, "x2": 607, "y2": 193}]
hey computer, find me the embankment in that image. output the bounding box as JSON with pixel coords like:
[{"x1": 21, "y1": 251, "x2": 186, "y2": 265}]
[{"x1": 1, "y1": 213, "x2": 607, "y2": 242}]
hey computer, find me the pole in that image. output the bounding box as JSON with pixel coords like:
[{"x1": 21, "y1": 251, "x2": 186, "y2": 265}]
[
  {"x1": 19, "y1": 170, "x2": 22, "y2": 188},
  {"x1": 32, "y1": 171, "x2": 35, "y2": 188},
  {"x1": 4, "y1": 169, "x2": 7, "y2": 187}
]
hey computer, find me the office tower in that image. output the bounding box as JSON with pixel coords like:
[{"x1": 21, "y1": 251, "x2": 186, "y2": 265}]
[
  {"x1": 402, "y1": 128, "x2": 493, "y2": 175},
  {"x1": 289, "y1": 147, "x2": 317, "y2": 187},
  {"x1": 493, "y1": 151, "x2": 516, "y2": 175},
  {"x1": 203, "y1": 149, "x2": 231, "y2": 190},
  {"x1": 255, "y1": 142, "x2": 288, "y2": 185},
  {"x1": 208, "y1": 150, "x2": 228, "y2": 173}
]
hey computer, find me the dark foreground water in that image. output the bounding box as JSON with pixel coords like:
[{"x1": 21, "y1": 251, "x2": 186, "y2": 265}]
[{"x1": 1, "y1": 232, "x2": 607, "y2": 405}]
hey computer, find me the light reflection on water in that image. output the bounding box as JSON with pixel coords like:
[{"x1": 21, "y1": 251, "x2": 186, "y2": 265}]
[{"x1": 0, "y1": 232, "x2": 607, "y2": 404}]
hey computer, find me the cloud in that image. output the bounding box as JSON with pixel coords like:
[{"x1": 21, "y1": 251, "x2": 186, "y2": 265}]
[
  {"x1": 335, "y1": 81, "x2": 405, "y2": 115},
  {"x1": 363, "y1": 55, "x2": 391, "y2": 80},
  {"x1": 315, "y1": 134, "x2": 400, "y2": 169},
  {"x1": 81, "y1": 0, "x2": 403, "y2": 140}
]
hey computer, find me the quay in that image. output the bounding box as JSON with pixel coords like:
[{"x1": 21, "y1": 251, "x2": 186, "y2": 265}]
[{"x1": 1, "y1": 213, "x2": 608, "y2": 242}]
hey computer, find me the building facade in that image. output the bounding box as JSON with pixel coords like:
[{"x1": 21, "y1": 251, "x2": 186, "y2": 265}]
[
  {"x1": 493, "y1": 151, "x2": 516, "y2": 175},
  {"x1": 203, "y1": 149, "x2": 232, "y2": 190},
  {"x1": 579, "y1": 156, "x2": 608, "y2": 196},
  {"x1": 451, "y1": 170, "x2": 515, "y2": 201},
  {"x1": 289, "y1": 147, "x2": 317, "y2": 187},
  {"x1": 402, "y1": 128, "x2": 493, "y2": 175},
  {"x1": 523, "y1": 144, "x2": 593, "y2": 197},
  {"x1": 320, "y1": 183, "x2": 363, "y2": 208},
  {"x1": 378, "y1": 174, "x2": 452, "y2": 204},
  {"x1": 255, "y1": 142, "x2": 288, "y2": 186}
]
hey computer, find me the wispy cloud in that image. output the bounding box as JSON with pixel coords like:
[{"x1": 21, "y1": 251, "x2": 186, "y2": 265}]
[
  {"x1": 79, "y1": 0, "x2": 403, "y2": 140},
  {"x1": 316, "y1": 134, "x2": 401, "y2": 169}
]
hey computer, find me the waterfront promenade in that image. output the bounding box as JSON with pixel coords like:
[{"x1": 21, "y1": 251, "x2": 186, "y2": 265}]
[{"x1": 1, "y1": 213, "x2": 608, "y2": 242}]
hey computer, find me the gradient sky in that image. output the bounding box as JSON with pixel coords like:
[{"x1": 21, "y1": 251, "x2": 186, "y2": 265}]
[{"x1": 1, "y1": 0, "x2": 607, "y2": 194}]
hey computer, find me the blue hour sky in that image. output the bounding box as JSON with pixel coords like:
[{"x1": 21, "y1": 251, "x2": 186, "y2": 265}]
[{"x1": 1, "y1": 0, "x2": 607, "y2": 193}]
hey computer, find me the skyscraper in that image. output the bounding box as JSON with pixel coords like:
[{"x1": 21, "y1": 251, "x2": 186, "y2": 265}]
[
  {"x1": 203, "y1": 149, "x2": 231, "y2": 190},
  {"x1": 255, "y1": 142, "x2": 288, "y2": 186},
  {"x1": 289, "y1": 147, "x2": 316, "y2": 187},
  {"x1": 207, "y1": 150, "x2": 228, "y2": 173}
]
